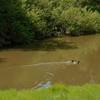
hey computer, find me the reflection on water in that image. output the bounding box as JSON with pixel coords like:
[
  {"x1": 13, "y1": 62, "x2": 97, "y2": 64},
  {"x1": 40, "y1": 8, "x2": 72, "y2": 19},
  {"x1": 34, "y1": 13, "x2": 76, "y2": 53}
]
[
  {"x1": 0, "y1": 35, "x2": 100, "y2": 89},
  {"x1": 34, "y1": 81, "x2": 52, "y2": 89},
  {"x1": 0, "y1": 58, "x2": 7, "y2": 63}
]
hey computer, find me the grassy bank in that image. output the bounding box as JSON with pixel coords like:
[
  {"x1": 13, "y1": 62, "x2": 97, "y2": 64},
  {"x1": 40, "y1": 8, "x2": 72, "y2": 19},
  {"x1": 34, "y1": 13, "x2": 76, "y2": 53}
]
[{"x1": 0, "y1": 84, "x2": 100, "y2": 100}]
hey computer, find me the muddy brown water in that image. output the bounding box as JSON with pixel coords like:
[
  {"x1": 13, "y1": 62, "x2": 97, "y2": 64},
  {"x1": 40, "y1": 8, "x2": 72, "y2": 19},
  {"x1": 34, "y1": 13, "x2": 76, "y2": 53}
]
[{"x1": 0, "y1": 35, "x2": 100, "y2": 89}]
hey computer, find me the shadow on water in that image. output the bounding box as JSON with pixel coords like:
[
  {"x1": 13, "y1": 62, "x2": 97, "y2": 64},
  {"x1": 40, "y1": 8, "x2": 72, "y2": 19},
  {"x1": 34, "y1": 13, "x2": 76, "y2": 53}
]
[
  {"x1": 0, "y1": 37, "x2": 78, "y2": 52},
  {"x1": 0, "y1": 58, "x2": 7, "y2": 63},
  {"x1": 21, "y1": 39, "x2": 78, "y2": 51}
]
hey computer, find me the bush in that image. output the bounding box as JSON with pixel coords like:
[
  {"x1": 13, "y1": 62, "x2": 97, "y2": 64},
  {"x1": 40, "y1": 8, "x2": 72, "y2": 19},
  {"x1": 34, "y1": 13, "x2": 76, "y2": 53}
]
[
  {"x1": 78, "y1": 8, "x2": 100, "y2": 34},
  {"x1": 52, "y1": 6, "x2": 100, "y2": 36},
  {"x1": 0, "y1": 0, "x2": 100, "y2": 47}
]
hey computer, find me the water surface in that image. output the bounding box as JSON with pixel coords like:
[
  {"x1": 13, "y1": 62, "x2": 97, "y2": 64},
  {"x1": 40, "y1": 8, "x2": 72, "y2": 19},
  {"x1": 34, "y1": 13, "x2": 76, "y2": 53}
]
[{"x1": 0, "y1": 35, "x2": 100, "y2": 89}]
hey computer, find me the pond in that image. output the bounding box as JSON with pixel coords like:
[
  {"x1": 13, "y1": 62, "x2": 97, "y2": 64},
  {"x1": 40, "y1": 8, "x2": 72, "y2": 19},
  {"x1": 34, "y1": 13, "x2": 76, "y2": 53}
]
[{"x1": 0, "y1": 34, "x2": 100, "y2": 89}]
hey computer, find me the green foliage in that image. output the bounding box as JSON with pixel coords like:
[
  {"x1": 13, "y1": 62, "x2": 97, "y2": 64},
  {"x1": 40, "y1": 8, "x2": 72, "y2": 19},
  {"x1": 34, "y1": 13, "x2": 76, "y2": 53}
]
[
  {"x1": 78, "y1": 8, "x2": 100, "y2": 34},
  {"x1": 0, "y1": 0, "x2": 100, "y2": 47},
  {"x1": 0, "y1": 84, "x2": 100, "y2": 100},
  {"x1": 52, "y1": 6, "x2": 100, "y2": 35},
  {"x1": 0, "y1": 0, "x2": 34, "y2": 47}
]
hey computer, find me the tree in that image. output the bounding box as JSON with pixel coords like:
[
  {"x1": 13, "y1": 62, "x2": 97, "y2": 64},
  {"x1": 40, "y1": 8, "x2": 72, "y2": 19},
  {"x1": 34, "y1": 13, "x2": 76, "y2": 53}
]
[{"x1": 0, "y1": 0, "x2": 33, "y2": 47}]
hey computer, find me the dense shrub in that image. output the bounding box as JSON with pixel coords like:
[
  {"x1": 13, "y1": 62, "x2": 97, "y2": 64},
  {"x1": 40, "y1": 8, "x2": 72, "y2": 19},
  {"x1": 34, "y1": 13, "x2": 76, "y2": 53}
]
[
  {"x1": 78, "y1": 8, "x2": 100, "y2": 34},
  {"x1": 52, "y1": 6, "x2": 100, "y2": 36}
]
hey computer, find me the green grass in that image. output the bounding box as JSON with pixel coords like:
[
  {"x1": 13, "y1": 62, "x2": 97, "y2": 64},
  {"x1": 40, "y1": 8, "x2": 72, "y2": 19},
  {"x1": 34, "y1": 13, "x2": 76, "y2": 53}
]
[{"x1": 0, "y1": 84, "x2": 100, "y2": 100}]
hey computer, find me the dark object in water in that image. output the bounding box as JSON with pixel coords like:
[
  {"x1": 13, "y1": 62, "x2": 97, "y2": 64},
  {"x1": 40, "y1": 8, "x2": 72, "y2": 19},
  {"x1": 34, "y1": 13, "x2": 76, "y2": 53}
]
[
  {"x1": 72, "y1": 60, "x2": 80, "y2": 64},
  {"x1": 77, "y1": 61, "x2": 80, "y2": 64}
]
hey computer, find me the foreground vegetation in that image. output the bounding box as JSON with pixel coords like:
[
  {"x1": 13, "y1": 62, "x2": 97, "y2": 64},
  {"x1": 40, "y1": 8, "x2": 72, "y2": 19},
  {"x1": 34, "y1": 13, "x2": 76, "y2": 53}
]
[
  {"x1": 0, "y1": 0, "x2": 100, "y2": 47},
  {"x1": 0, "y1": 84, "x2": 100, "y2": 100}
]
